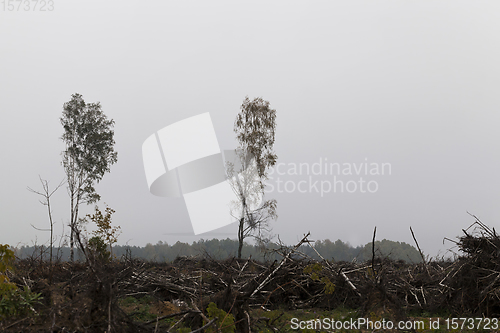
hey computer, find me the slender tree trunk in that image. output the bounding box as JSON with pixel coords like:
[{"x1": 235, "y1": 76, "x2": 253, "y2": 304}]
[
  {"x1": 27, "y1": 177, "x2": 63, "y2": 283},
  {"x1": 236, "y1": 178, "x2": 246, "y2": 259},
  {"x1": 238, "y1": 217, "x2": 244, "y2": 259},
  {"x1": 47, "y1": 191, "x2": 54, "y2": 268},
  {"x1": 70, "y1": 193, "x2": 75, "y2": 262},
  {"x1": 70, "y1": 230, "x2": 74, "y2": 261},
  {"x1": 49, "y1": 219, "x2": 53, "y2": 285}
]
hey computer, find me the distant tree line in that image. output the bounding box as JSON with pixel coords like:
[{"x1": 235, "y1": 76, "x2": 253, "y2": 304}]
[{"x1": 13, "y1": 238, "x2": 422, "y2": 263}]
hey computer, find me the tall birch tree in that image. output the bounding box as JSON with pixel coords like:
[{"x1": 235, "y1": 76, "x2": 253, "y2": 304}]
[
  {"x1": 60, "y1": 93, "x2": 117, "y2": 261},
  {"x1": 230, "y1": 96, "x2": 277, "y2": 259}
]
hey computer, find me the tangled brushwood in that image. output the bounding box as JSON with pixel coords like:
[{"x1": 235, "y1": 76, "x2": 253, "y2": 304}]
[{"x1": 2, "y1": 216, "x2": 500, "y2": 332}]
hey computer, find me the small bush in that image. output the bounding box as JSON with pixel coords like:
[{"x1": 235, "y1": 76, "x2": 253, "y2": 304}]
[
  {"x1": 0, "y1": 244, "x2": 42, "y2": 320},
  {"x1": 87, "y1": 236, "x2": 111, "y2": 262},
  {"x1": 304, "y1": 263, "x2": 335, "y2": 295},
  {"x1": 206, "y1": 302, "x2": 235, "y2": 333}
]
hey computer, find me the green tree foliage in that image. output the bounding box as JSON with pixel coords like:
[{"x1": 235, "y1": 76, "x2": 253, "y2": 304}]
[
  {"x1": 231, "y1": 96, "x2": 278, "y2": 259},
  {"x1": 13, "y1": 238, "x2": 423, "y2": 263},
  {"x1": 85, "y1": 205, "x2": 120, "y2": 257},
  {"x1": 206, "y1": 302, "x2": 235, "y2": 333},
  {"x1": 312, "y1": 239, "x2": 357, "y2": 262},
  {"x1": 60, "y1": 93, "x2": 117, "y2": 261},
  {"x1": 303, "y1": 263, "x2": 335, "y2": 294},
  {"x1": 0, "y1": 244, "x2": 42, "y2": 320},
  {"x1": 234, "y1": 97, "x2": 277, "y2": 180},
  {"x1": 0, "y1": 244, "x2": 16, "y2": 293},
  {"x1": 359, "y1": 239, "x2": 423, "y2": 263},
  {"x1": 87, "y1": 236, "x2": 111, "y2": 262}
]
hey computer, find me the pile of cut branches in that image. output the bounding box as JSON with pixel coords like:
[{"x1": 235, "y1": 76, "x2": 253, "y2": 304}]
[
  {"x1": 441, "y1": 214, "x2": 500, "y2": 316},
  {"x1": 3, "y1": 218, "x2": 500, "y2": 332}
]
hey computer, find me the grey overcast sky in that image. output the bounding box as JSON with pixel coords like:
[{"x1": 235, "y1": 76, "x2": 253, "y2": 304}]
[{"x1": 1, "y1": 1, "x2": 499, "y2": 257}]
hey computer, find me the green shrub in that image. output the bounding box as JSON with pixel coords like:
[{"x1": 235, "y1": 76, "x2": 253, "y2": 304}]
[
  {"x1": 0, "y1": 244, "x2": 16, "y2": 295},
  {"x1": 206, "y1": 302, "x2": 235, "y2": 333},
  {"x1": 304, "y1": 263, "x2": 335, "y2": 295},
  {"x1": 0, "y1": 244, "x2": 42, "y2": 320},
  {"x1": 88, "y1": 236, "x2": 111, "y2": 262}
]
